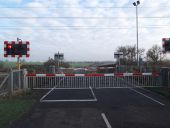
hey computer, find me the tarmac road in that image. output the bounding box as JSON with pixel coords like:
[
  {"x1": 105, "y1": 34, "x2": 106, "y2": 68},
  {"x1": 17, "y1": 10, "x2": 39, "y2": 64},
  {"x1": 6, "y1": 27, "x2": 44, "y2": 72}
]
[{"x1": 11, "y1": 88, "x2": 170, "y2": 128}]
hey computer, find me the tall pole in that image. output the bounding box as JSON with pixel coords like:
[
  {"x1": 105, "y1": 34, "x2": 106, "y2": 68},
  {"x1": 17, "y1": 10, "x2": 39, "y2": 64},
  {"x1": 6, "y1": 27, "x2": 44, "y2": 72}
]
[
  {"x1": 17, "y1": 38, "x2": 20, "y2": 70},
  {"x1": 57, "y1": 51, "x2": 59, "y2": 68},
  {"x1": 136, "y1": 5, "x2": 139, "y2": 67},
  {"x1": 133, "y1": 1, "x2": 140, "y2": 66},
  {"x1": 17, "y1": 38, "x2": 21, "y2": 90}
]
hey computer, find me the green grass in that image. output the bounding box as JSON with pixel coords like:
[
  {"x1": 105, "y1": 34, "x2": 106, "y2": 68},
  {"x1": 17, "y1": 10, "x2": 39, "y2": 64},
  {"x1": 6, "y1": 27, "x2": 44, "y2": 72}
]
[
  {"x1": 0, "y1": 94, "x2": 35, "y2": 128},
  {"x1": 1, "y1": 61, "x2": 16, "y2": 68},
  {"x1": 145, "y1": 87, "x2": 170, "y2": 99},
  {"x1": 0, "y1": 61, "x2": 43, "y2": 69},
  {"x1": 69, "y1": 62, "x2": 94, "y2": 68}
]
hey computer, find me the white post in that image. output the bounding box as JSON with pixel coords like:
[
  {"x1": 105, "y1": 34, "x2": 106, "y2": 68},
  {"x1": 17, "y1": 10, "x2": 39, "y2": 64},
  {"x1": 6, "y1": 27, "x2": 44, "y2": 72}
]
[
  {"x1": 23, "y1": 69, "x2": 28, "y2": 91},
  {"x1": 18, "y1": 66, "x2": 21, "y2": 90},
  {"x1": 8, "y1": 69, "x2": 13, "y2": 95}
]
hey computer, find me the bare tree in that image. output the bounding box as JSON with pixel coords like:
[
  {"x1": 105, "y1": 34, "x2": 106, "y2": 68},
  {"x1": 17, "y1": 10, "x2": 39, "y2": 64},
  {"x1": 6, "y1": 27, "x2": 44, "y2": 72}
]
[
  {"x1": 146, "y1": 45, "x2": 165, "y2": 65},
  {"x1": 116, "y1": 45, "x2": 145, "y2": 65}
]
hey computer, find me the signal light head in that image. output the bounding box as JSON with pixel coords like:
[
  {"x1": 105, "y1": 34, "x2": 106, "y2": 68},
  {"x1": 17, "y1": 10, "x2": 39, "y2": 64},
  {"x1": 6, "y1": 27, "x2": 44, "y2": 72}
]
[
  {"x1": 7, "y1": 44, "x2": 12, "y2": 49},
  {"x1": 133, "y1": 2, "x2": 136, "y2": 6},
  {"x1": 4, "y1": 41, "x2": 30, "y2": 58}
]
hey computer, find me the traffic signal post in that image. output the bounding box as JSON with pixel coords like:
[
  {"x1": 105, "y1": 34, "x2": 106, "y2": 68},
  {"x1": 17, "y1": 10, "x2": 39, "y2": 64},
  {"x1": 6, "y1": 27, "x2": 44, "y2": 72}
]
[
  {"x1": 17, "y1": 56, "x2": 21, "y2": 70},
  {"x1": 17, "y1": 38, "x2": 21, "y2": 70}
]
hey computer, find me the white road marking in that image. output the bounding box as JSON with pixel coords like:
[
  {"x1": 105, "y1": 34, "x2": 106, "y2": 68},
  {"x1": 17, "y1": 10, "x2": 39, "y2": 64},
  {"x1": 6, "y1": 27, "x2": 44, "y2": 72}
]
[
  {"x1": 40, "y1": 79, "x2": 97, "y2": 103},
  {"x1": 101, "y1": 113, "x2": 112, "y2": 128},
  {"x1": 40, "y1": 78, "x2": 65, "y2": 102},
  {"x1": 89, "y1": 86, "x2": 97, "y2": 101},
  {"x1": 130, "y1": 88, "x2": 165, "y2": 106},
  {"x1": 40, "y1": 99, "x2": 97, "y2": 102}
]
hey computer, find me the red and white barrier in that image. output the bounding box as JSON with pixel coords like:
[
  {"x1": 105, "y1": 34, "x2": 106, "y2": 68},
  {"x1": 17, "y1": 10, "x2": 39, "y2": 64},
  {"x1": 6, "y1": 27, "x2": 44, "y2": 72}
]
[
  {"x1": 26, "y1": 72, "x2": 159, "y2": 77},
  {"x1": 27, "y1": 72, "x2": 161, "y2": 89}
]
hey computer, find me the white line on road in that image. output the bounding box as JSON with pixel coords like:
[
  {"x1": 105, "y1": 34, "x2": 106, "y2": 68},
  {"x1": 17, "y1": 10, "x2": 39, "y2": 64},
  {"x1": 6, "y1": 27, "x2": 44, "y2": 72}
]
[
  {"x1": 40, "y1": 99, "x2": 97, "y2": 102},
  {"x1": 40, "y1": 78, "x2": 65, "y2": 102},
  {"x1": 129, "y1": 88, "x2": 165, "y2": 106},
  {"x1": 101, "y1": 113, "x2": 112, "y2": 128},
  {"x1": 90, "y1": 86, "x2": 98, "y2": 101}
]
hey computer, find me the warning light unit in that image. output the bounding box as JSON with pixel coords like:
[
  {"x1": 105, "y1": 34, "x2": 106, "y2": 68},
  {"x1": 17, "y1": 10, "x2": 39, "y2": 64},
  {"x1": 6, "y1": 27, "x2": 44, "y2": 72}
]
[
  {"x1": 162, "y1": 38, "x2": 170, "y2": 53},
  {"x1": 4, "y1": 41, "x2": 30, "y2": 58}
]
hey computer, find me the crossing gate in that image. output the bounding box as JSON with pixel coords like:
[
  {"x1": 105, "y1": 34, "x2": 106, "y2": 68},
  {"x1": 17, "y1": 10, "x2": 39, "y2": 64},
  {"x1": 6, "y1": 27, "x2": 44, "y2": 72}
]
[{"x1": 26, "y1": 73, "x2": 161, "y2": 89}]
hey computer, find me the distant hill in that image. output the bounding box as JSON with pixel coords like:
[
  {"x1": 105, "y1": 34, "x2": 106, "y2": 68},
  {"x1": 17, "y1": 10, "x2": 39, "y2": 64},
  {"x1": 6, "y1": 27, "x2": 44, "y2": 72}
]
[
  {"x1": 0, "y1": 61, "x2": 114, "y2": 69},
  {"x1": 68, "y1": 61, "x2": 114, "y2": 68}
]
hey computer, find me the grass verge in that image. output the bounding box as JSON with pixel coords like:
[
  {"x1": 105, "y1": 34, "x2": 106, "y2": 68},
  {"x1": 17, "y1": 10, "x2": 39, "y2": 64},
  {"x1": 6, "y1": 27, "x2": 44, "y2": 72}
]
[
  {"x1": 145, "y1": 87, "x2": 170, "y2": 99},
  {"x1": 0, "y1": 91, "x2": 35, "y2": 128}
]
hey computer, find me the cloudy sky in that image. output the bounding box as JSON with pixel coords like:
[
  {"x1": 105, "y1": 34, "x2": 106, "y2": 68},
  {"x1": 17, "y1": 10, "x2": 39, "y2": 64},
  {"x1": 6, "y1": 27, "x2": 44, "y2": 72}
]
[{"x1": 0, "y1": 0, "x2": 169, "y2": 62}]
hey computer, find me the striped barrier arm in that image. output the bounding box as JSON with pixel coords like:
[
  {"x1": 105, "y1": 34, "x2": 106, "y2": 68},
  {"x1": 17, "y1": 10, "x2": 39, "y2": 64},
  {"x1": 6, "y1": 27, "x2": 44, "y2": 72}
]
[{"x1": 26, "y1": 73, "x2": 160, "y2": 77}]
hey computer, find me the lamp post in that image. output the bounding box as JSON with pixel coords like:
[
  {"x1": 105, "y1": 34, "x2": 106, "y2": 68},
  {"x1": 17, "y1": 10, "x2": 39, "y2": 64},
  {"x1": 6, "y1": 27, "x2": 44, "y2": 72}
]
[{"x1": 133, "y1": 1, "x2": 140, "y2": 66}]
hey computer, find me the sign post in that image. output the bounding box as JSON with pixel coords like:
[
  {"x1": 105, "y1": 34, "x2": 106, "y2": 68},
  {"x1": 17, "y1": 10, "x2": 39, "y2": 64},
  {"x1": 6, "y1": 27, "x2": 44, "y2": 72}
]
[
  {"x1": 54, "y1": 52, "x2": 64, "y2": 69},
  {"x1": 114, "y1": 52, "x2": 123, "y2": 73},
  {"x1": 114, "y1": 52, "x2": 123, "y2": 65}
]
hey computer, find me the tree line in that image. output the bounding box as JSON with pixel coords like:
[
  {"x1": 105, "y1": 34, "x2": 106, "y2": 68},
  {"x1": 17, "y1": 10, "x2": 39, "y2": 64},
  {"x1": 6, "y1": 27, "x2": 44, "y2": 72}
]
[{"x1": 116, "y1": 44, "x2": 168, "y2": 66}]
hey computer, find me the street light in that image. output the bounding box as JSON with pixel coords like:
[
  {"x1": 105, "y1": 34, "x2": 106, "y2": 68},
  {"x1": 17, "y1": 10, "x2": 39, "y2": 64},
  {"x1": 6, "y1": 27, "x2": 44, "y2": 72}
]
[{"x1": 133, "y1": 1, "x2": 140, "y2": 66}]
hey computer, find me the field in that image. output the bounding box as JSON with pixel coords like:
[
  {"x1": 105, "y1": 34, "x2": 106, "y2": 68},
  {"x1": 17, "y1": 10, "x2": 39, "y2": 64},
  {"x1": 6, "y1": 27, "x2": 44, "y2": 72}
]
[
  {"x1": 0, "y1": 92, "x2": 35, "y2": 128},
  {"x1": 0, "y1": 61, "x2": 43, "y2": 69}
]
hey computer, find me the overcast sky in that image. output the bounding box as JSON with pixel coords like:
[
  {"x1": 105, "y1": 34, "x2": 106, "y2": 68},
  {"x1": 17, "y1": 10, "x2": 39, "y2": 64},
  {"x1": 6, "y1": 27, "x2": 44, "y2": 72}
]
[{"x1": 0, "y1": 0, "x2": 170, "y2": 62}]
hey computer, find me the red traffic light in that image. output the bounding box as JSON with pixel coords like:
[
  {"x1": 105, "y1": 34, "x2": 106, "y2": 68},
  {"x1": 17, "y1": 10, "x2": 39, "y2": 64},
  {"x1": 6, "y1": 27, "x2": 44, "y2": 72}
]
[{"x1": 7, "y1": 44, "x2": 12, "y2": 49}]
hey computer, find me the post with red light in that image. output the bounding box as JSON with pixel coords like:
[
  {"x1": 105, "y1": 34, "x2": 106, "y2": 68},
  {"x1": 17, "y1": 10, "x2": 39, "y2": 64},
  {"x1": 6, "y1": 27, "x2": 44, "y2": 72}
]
[{"x1": 4, "y1": 38, "x2": 30, "y2": 69}]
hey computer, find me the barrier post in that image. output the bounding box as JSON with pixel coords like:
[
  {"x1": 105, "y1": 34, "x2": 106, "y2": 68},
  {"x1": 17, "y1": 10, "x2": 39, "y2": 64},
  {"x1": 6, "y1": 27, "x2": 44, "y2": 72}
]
[
  {"x1": 8, "y1": 69, "x2": 13, "y2": 95},
  {"x1": 23, "y1": 69, "x2": 28, "y2": 91}
]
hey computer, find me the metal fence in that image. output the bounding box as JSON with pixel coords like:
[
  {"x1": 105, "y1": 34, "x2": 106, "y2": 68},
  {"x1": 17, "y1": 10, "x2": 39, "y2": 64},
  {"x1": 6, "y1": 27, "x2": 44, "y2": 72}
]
[
  {"x1": 0, "y1": 70, "x2": 163, "y2": 95},
  {"x1": 27, "y1": 73, "x2": 161, "y2": 89},
  {"x1": 0, "y1": 73, "x2": 9, "y2": 95},
  {"x1": 0, "y1": 69, "x2": 27, "y2": 95},
  {"x1": 9, "y1": 70, "x2": 23, "y2": 93}
]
